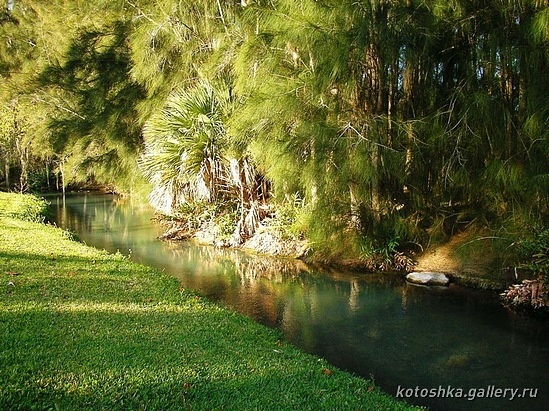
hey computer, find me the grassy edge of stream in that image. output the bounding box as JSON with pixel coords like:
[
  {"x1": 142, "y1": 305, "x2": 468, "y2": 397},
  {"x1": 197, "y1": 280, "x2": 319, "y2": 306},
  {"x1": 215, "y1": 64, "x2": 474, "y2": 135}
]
[{"x1": 0, "y1": 192, "x2": 420, "y2": 410}]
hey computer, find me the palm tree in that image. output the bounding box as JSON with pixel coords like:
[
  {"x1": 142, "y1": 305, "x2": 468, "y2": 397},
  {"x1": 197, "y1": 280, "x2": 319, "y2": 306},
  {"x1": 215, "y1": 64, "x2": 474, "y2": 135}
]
[
  {"x1": 139, "y1": 80, "x2": 231, "y2": 213},
  {"x1": 140, "y1": 79, "x2": 269, "y2": 243}
]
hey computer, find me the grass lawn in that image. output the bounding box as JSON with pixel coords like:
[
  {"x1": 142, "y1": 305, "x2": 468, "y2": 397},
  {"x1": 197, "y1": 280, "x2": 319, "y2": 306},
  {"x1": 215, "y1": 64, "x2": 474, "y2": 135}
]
[{"x1": 0, "y1": 192, "x2": 420, "y2": 410}]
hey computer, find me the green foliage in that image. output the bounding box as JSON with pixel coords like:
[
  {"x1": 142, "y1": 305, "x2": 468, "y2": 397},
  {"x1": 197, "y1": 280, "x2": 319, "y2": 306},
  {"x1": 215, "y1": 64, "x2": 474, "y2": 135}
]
[
  {"x1": 0, "y1": 191, "x2": 48, "y2": 222},
  {"x1": 0, "y1": 1, "x2": 147, "y2": 193},
  {"x1": 515, "y1": 227, "x2": 549, "y2": 279},
  {"x1": 139, "y1": 80, "x2": 233, "y2": 213},
  {"x1": 127, "y1": 0, "x2": 244, "y2": 119},
  {"x1": 260, "y1": 194, "x2": 307, "y2": 241},
  {"x1": 0, "y1": 1, "x2": 37, "y2": 79},
  {"x1": 356, "y1": 234, "x2": 416, "y2": 272},
  {"x1": 37, "y1": 20, "x2": 146, "y2": 190},
  {"x1": 0, "y1": 0, "x2": 547, "y2": 266},
  {"x1": 215, "y1": 207, "x2": 239, "y2": 239},
  {"x1": 0, "y1": 99, "x2": 36, "y2": 192},
  {"x1": 272, "y1": 194, "x2": 305, "y2": 229},
  {"x1": 173, "y1": 201, "x2": 235, "y2": 234}
]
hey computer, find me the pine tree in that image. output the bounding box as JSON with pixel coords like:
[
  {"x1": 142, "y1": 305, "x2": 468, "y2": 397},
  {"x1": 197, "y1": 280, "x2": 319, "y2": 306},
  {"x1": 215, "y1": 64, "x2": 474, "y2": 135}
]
[{"x1": 37, "y1": 20, "x2": 146, "y2": 190}]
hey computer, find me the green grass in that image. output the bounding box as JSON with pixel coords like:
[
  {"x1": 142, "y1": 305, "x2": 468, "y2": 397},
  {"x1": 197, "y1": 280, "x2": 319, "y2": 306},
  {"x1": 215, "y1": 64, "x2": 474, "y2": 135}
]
[{"x1": 0, "y1": 193, "x2": 421, "y2": 410}]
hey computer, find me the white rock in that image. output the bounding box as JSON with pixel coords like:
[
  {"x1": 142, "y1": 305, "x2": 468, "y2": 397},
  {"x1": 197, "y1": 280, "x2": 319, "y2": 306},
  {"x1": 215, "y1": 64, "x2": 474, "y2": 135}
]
[{"x1": 406, "y1": 272, "x2": 450, "y2": 286}]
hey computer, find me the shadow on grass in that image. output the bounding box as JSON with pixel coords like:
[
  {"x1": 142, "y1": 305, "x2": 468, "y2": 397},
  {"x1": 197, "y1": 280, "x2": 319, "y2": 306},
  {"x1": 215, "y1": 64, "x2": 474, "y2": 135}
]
[
  {"x1": 0, "y1": 236, "x2": 418, "y2": 410},
  {"x1": 0, "y1": 250, "x2": 185, "y2": 304},
  {"x1": 0, "y1": 302, "x2": 413, "y2": 411}
]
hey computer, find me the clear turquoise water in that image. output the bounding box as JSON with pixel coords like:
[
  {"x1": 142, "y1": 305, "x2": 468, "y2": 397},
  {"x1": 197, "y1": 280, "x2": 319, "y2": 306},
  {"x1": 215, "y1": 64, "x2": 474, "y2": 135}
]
[{"x1": 47, "y1": 193, "x2": 549, "y2": 411}]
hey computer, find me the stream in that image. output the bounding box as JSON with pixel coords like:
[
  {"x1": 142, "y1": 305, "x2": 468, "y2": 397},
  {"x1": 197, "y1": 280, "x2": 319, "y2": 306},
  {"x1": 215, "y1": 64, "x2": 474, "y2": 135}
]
[{"x1": 46, "y1": 192, "x2": 548, "y2": 410}]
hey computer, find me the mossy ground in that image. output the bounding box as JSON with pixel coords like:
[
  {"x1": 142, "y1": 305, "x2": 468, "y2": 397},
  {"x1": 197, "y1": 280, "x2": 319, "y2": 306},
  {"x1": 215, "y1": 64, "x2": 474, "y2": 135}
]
[{"x1": 0, "y1": 192, "x2": 420, "y2": 410}]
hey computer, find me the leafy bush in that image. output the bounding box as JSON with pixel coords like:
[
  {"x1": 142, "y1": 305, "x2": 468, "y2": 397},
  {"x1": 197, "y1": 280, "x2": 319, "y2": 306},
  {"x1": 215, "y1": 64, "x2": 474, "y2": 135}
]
[
  {"x1": 268, "y1": 194, "x2": 306, "y2": 240},
  {"x1": 358, "y1": 235, "x2": 415, "y2": 272},
  {"x1": 0, "y1": 192, "x2": 49, "y2": 223},
  {"x1": 215, "y1": 209, "x2": 238, "y2": 239},
  {"x1": 516, "y1": 227, "x2": 549, "y2": 280}
]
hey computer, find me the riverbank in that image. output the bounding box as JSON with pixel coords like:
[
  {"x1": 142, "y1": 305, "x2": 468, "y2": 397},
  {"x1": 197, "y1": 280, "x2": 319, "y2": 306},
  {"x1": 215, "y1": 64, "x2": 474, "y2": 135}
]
[
  {"x1": 159, "y1": 206, "x2": 549, "y2": 315},
  {"x1": 158, "y1": 213, "x2": 522, "y2": 289},
  {"x1": 0, "y1": 192, "x2": 419, "y2": 410}
]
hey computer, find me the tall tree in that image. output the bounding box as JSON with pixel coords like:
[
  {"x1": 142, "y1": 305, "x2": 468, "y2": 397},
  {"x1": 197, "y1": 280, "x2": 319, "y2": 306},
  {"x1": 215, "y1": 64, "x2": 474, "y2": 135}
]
[
  {"x1": 37, "y1": 20, "x2": 146, "y2": 190},
  {"x1": 230, "y1": 0, "x2": 548, "y2": 257},
  {"x1": 127, "y1": 0, "x2": 244, "y2": 120}
]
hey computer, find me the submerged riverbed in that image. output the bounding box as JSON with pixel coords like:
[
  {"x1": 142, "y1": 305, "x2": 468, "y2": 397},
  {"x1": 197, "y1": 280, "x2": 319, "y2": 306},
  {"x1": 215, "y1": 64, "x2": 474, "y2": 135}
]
[{"x1": 47, "y1": 193, "x2": 549, "y2": 411}]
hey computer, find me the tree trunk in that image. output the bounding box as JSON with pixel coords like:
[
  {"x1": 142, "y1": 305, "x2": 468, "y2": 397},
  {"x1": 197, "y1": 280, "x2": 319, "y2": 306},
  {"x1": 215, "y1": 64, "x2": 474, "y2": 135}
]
[
  {"x1": 45, "y1": 161, "x2": 50, "y2": 190},
  {"x1": 404, "y1": 121, "x2": 414, "y2": 177},
  {"x1": 19, "y1": 146, "x2": 28, "y2": 194},
  {"x1": 370, "y1": 144, "x2": 381, "y2": 223},
  {"x1": 4, "y1": 162, "x2": 10, "y2": 191},
  {"x1": 60, "y1": 160, "x2": 66, "y2": 197},
  {"x1": 349, "y1": 183, "x2": 362, "y2": 231}
]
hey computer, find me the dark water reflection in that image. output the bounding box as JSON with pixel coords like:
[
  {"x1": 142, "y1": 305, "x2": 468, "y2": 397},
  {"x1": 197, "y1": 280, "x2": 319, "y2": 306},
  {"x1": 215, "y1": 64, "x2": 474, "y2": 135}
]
[{"x1": 47, "y1": 193, "x2": 549, "y2": 411}]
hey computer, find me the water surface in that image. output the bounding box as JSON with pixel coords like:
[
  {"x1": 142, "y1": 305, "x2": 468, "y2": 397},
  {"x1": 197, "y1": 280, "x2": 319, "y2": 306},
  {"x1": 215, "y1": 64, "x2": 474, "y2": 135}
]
[{"x1": 47, "y1": 193, "x2": 549, "y2": 411}]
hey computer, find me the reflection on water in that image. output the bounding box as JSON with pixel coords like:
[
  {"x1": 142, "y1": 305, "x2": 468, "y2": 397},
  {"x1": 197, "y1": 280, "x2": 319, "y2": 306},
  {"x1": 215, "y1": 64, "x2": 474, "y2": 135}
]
[{"x1": 47, "y1": 193, "x2": 549, "y2": 411}]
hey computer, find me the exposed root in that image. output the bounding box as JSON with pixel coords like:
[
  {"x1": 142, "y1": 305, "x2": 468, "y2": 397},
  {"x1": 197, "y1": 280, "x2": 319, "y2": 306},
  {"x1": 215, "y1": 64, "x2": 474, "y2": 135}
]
[
  {"x1": 360, "y1": 251, "x2": 416, "y2": 272},
  {"x1": 501, "y1": 278, "x2": 549, "y2": 313}
]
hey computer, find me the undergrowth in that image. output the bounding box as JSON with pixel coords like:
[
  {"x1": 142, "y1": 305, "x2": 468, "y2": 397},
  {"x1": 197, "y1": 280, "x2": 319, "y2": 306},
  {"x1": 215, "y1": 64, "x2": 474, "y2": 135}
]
[{"x1": 0, "y1": 191, "x2": 49, "y2": 222}]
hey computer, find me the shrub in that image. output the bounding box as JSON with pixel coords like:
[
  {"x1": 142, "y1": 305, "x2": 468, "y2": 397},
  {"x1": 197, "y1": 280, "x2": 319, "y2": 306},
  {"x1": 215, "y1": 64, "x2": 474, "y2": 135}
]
[
  {"x1": 515, "y1": 227, "x2": 549, "y2": 281},
  {"x1": 0, "y1": 192, "x2": 49, "y2": 223}
]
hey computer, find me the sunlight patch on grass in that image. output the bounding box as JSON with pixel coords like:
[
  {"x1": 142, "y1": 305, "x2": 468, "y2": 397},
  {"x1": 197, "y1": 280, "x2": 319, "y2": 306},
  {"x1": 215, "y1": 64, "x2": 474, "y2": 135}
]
[
  {"x1": 1, "y1": 300, "x2": 190, "y2": 314},
  {"x1": 0, "y1": 193, "x2": 421, "y2": 410}
]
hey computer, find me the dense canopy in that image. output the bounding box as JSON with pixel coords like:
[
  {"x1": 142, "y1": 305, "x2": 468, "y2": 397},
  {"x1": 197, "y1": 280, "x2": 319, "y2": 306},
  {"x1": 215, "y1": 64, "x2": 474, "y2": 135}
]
[{"x1": 1, "y1": 0, "x2": 548, "y2": 266}]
